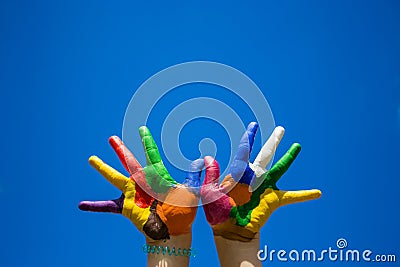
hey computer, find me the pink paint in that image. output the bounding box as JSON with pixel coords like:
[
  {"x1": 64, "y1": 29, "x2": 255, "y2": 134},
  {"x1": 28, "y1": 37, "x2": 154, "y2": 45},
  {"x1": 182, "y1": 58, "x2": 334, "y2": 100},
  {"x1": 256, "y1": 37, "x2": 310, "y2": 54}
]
[{"x1": 201, "y1": 183, "x2": 233, "y2": 225}]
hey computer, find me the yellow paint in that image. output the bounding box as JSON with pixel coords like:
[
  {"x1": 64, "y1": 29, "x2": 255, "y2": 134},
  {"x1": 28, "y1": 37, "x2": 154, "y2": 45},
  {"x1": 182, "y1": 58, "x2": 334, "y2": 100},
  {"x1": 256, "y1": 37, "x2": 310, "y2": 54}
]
[
  {"x1": 244, "y1": 188, "x2": 322, "y2": 232},
  {"x1": 89, "y1": 156, "x2": 129, "y2": 192},
  {"x1": 244, "y1": 188, "x2": 279, "y2": 232},
  {"x1": 88, "y1": 155, "x2": 153, "y2": 231},
  {"x1": 122, "y1": 200, "x2": 151, "y2": 230},
  {"x1": 212, "y1": 220, "x2": 257, "y2": 242}
]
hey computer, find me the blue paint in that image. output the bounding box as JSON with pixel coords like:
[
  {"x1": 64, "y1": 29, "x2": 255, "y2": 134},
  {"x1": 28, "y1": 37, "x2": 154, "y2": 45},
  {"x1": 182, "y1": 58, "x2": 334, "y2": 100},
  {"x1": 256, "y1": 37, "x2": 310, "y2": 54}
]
[
  {"x1": 229, "y1": 122, "x2": 258, "y2": 183},
  {"x1": 183, "y1": 158, "x2": 204, "y2": 189}
]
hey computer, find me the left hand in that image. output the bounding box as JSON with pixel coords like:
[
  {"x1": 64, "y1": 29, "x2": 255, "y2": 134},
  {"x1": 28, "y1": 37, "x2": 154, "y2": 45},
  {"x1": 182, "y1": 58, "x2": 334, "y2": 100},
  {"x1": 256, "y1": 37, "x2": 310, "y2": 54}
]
[{"x1": 79, "y1": 126, "x2": 204, "y2": 240}]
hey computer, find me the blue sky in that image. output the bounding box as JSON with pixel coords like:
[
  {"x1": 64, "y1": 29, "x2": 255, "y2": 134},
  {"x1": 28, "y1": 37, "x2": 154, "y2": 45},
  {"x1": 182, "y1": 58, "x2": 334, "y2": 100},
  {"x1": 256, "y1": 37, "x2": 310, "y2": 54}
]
[{"x1": 1, "y1": 1, "x2": 399, "y2": 266}]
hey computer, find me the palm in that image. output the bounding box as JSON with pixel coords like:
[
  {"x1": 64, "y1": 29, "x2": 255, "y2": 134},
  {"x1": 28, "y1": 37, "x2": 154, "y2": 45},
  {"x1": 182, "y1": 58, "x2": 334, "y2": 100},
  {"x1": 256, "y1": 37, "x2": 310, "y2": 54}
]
[
  {"x1": 79, "y1": 126, "x2": 203, "y2": 240},
  {"x1": 201, "y1": 123, "x2": 321, "y2": 242}
]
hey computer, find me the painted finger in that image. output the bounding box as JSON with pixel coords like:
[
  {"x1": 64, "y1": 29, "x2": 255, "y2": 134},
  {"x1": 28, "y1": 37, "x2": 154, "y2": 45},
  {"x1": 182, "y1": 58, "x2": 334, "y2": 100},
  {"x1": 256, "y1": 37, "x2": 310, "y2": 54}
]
[
  {"x1": 203, "y1": 156, "x2": 220, "y2": 185},
  {"x1": 109, "y1": 136, "x2": 153, "y2": 202},
  {"x1": 228, "y1": 122, "x2": 259, "y2": 182},
  {"x1": 183, "y1": 158, "x2": 204, "y2": 189},
  {"x1": 276, "y1": 189, "x2": 322, "y2": 206},
  {"x1": 251, "y1": 126, "x2": 285, "y2": 176},
  {"x1": 88, "y1": 156, "x2": 129, "y2": 192},
  {"x1": 139, "y1": 126, "x2": 163, "y2": 166},
  {"x1": 109, "y1": 136, "x2": 142, "y2": 175},
  {"x1": 78, "y1": 195, "x2": 124, "y2": 213},
  {"x1": 267, "y1": 143, "x2": 301, "y2": 185},
  {"x1": 139, "y1": 126, "x2": 176, "y2": 189}
]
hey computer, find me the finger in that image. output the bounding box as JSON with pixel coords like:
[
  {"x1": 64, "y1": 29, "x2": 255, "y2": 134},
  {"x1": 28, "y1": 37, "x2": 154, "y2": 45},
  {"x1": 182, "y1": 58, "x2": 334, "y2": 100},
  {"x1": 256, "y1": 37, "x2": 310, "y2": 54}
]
[
  {"x1": 139, "y1": 126, "x2": 177, "y2": 192},
  {"x1": 203, "y1": 156, "x2": 220, "y2": 185},
  {"x1": 267, "y1": 143, "x2": 301, "y2": 185},
  {"x1": 246, "y1": 122, "x2": 258, "y2": 154},
  {"x1": 139, "y1": 126, "x2": 163, "y2": 166},
  {"x1": 229, "y1": 122, "x2": 258, "y2": 182},
  {"x1": 276, "y1": 189, "x2": 322, "y2": 206},
  {"x1": 234, "y1": 122, "x2": 259, "y2": 162},
  {"x1": 109, "y1": 136, "x2": 142, "y2": 175},
  {"x1": 183, "y1": 158, "x2": 204, "y2": 188},
  {"x1": 109, "y1": 137, "x2": 151, "y2": 199},
  {"x1": 78, "y1": 195, "x2": 124, "y2": 213},
  {"x1": 251, "y1": 126, "x2": 285, "y2": 176},
  {"x1": 237, "y1": 165, "x2": 255, "y2": 185},
  {"x1": 88, "y1": 156, "x2": 129, "y2": 192}
]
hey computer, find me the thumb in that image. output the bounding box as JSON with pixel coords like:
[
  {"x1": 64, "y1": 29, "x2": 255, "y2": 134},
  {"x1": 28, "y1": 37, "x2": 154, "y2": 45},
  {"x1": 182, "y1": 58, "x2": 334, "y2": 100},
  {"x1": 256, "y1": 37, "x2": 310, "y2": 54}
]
[{"x1": 203, "y1": 156, "x2": 220, "y2": 185}]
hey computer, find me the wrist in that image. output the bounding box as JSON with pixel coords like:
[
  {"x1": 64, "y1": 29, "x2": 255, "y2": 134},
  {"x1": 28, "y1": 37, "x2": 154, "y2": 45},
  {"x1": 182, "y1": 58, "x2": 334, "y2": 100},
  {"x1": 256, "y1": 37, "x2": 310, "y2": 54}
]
[
  {"x1": 145, "y1": 233, "x2": 193, "y2": 267},
  {"x1": 214, "y1": 234, "x2": 261, "y2": 267}
]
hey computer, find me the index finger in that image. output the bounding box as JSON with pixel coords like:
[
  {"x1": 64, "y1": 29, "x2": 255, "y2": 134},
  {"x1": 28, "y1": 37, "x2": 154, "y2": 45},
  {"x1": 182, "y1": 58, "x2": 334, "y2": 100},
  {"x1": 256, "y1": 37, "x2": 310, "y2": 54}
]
[{"x1": 267, "y1": 143, "x2": 301, "y2": 185}]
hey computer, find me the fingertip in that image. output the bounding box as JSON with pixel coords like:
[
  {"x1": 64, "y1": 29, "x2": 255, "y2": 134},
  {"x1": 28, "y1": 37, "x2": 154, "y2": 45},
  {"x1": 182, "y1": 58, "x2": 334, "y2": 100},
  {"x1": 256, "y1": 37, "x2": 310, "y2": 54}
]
[
  {"x1": 247, "y1": 122, "x2": 259, "y2": 134},
  {"x1": 185, "y1": 159, "x2": 204, "y2": 188},
  {"x1": 290, "y1": 143, "x2": 302, "y2": 155},
  {"x1": 88, "y1": 155, "x2": 101, "y2": 166},
  {"x1": 139, "y1": 126, "x2": 150, "y2": 138},
  {"x1": 292, "y1": 142, "x2": 301, "y2": 148},
  {"x1": 203, "y1": 156, "x2": 220, "y2": 185},
  {"x1": 303, "y1": 189, "x2": 322, "y2": 201},
  {"x1": 78, "y1": 201, "x2": 89, "y2": 211},
  {"x1": 275, "y1": 126, "x2": 285, "y2": 136},
  {"x1": 108, "y1": 135, "x2": 121, "y2": 146},
  {"x1": 314, "y1": 189, "x2": 322, "y2": 198},
  {"x1": 302, "y1": 189, "x2": 322, "y2": 202},
  {"x1": 190, "y1": 158, "x2": 205, "y2": 172},
  {"x1": 204, "y1": 156, "x2": 216, "y2": 166}
]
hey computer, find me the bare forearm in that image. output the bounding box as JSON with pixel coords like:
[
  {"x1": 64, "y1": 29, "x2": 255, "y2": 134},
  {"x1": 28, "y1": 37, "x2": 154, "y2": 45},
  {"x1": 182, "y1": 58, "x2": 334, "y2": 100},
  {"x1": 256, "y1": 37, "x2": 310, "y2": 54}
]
[
  {"x1": 146, "y1": 234, "x2": 193, "y2": 267},
  {"x1": 214, "y1": 234, "x2": 261, "y2": 267}
]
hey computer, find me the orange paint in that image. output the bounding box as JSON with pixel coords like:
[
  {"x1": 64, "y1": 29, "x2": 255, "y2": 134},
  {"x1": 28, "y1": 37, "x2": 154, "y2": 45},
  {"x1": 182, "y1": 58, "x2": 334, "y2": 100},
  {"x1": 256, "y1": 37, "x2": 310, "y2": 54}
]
[
  {"x1": 156, "y1": 187, "x2": 199, "y2": 235},
  {"x1": 221, "y1": 175, "x2": 252, "y2": 206},
  {"x1": 228, "y1": 184, "x2": 252, "y2": 206}
]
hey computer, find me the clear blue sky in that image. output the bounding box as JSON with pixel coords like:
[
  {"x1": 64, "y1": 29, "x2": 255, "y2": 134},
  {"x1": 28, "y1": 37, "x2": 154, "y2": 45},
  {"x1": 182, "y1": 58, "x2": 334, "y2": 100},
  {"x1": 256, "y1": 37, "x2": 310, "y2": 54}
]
[{"x1": 1, "y1": 1, "x2": 399, "y2": 266}]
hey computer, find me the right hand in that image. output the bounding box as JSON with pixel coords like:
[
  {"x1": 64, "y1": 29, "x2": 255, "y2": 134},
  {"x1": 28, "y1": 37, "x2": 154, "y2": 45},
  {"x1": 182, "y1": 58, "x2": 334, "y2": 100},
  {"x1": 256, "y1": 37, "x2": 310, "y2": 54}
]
[{"x1": 200, "y1": 122, "x2": 322, "y2": 242}]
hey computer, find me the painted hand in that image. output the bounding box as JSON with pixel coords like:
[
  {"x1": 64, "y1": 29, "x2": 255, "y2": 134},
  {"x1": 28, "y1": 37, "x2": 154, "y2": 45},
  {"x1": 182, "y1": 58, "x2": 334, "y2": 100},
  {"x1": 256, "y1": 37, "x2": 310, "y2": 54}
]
[
  {"x1": 79, "y1": 126, "x2": 204, "y2": 240},
  {"x1": 200, "y1": 122, "x2": 322, "y2": 242}
]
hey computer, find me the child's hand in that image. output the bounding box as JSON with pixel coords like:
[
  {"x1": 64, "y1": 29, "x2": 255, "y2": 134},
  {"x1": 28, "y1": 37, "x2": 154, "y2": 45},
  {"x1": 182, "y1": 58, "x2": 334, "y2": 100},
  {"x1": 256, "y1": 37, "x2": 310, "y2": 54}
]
[
  {"x1": 79, "y1": 126, "x2": 203, "y2": 240},
  {"x1": 200, "y1": 123, "x2": 321, "y2": 242}
]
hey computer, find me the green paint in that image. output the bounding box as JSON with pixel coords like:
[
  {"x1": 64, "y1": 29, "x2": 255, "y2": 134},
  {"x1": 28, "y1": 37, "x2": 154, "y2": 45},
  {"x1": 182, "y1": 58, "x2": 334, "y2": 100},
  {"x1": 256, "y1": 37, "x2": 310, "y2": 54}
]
[
  {"x1": 144, "y1": 164, "x2": 177, "y2": 193},
  {"x1": 268, "y1": 143, "x2": 301, "y2": 185},
  {"x1": 139, "y1": 126, "x2": 177, "y2": 193},
  {"x1": 230, "y1": 143, "x2": 301, "y2": 226}
]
